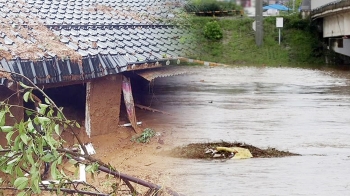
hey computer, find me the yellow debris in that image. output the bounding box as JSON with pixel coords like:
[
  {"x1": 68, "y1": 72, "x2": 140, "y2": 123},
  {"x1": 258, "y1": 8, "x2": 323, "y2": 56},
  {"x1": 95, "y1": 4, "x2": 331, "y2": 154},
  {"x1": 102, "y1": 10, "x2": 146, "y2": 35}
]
[{"x1": 216, "y1": 147, "x2": 253, "y2": 159}]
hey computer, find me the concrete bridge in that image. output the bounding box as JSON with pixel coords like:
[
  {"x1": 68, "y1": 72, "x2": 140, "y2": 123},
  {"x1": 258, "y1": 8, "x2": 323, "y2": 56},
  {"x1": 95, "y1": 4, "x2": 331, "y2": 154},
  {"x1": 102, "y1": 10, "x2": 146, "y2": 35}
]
[{"x1": 310, "y1": 0, "x2": 350, "y2": 59}]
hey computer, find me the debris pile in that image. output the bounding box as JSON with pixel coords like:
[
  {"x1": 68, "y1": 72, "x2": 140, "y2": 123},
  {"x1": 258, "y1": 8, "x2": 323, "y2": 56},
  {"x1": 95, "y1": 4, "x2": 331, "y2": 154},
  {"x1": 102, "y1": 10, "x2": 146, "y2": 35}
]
[
  {"x1": 167, "y1": 141, "x2": 300, "y2": 159},
  {"x1": 206, "y1": 146, "x2": 253, "y2": 159}
]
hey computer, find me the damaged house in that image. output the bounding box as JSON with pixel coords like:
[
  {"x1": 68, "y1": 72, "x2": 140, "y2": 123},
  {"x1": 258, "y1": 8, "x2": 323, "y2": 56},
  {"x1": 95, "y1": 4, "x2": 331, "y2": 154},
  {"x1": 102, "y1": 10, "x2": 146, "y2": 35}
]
[{"x1": 0, "y1": 0, "x2": 192, "y2": 145}]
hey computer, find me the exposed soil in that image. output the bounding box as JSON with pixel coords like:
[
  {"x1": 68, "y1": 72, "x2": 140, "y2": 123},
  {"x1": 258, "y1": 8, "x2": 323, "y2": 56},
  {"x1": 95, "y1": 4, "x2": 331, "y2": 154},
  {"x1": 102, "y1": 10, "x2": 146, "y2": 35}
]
[
  {"x1": 71, "y1": 116, "x2": 181, "y2": 195},
  {"x1": 166, "y1": 141, "x2": 300, "y2": 159}
]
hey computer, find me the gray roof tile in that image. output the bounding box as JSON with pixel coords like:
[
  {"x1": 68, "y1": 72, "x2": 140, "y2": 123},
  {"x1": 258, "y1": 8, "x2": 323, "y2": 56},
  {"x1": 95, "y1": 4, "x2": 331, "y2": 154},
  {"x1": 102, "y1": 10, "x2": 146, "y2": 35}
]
[
  {"x1": 0, "y1": 0, "x2": 191, "y2": 85},
  {"x1": 149, "y1": 45, "x2": 160, "y2": 52},
  {"x1": 60, "y1": 37, "x2": 70, "y2": 44},
  {"x1": 123, "y1": 40, "x2": 133, "y2": 47},
  {"x1": 130, "y1": 40, "x2": 141, "y2": 47},
  {"x1": 67, "y1": 42, "x2": 79, "y2": 50},
  {"x1": 124, "y1": 46, "x2": 135, "y2": 54},
  {"x1": 4, "y1": 37, "x2": 15, "y2": 45}
]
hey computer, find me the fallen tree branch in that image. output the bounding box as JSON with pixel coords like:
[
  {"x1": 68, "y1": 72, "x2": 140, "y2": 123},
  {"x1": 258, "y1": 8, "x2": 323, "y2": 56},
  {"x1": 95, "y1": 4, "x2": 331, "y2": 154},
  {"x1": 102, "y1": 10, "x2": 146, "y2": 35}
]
[
  {"x1": 0, "y1": 186, "x2": 109, "y2": 196},
  {"x1": 57, "y1": 149, "x2": 184, "y2": 195},
  {"x1": 135, "y1": 104, "x2": 171, "y2": 115},
  {"x1": 0, "y1": 71, "x2": 185, "y2": 196},
  {"x1": 1, "y1": 70, "x2": 89, "y2": 156},
  {"x1": 98, "y1": 166, "x2": 186, "y2": 196}
]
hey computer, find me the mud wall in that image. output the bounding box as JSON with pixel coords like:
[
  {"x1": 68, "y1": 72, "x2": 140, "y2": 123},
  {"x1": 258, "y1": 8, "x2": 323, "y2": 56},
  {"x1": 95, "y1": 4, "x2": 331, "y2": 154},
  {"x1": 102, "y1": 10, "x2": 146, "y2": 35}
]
[
  {"x1": 87, "y1": 75, "x2": 122, "y2": 136},
  {"x1": 0, "y1": 86, "x2": 23, "y2": 146}
]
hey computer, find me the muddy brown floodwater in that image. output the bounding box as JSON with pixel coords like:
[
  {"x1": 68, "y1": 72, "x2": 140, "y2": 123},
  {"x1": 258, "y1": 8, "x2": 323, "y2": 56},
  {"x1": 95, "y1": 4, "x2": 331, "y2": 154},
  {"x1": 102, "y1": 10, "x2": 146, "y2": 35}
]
[{"x1": 139, "y1": 66, "x2": 350, "y2": 196}]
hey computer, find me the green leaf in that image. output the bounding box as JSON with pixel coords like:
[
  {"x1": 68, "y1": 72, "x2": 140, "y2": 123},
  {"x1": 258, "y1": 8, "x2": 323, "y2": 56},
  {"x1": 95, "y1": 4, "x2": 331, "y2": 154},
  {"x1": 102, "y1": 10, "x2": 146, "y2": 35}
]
[
  {"x1": 57, "y1": 155, "x2": 63, "y2": 164},
  {"x1": 44, "y1": 135, "x2": 57, "y2": 149},
  {"x1": 26, "y1": 151, "x2": 35, "y2": 165},
  {"x1": 0, "y1": 111, "x2": 6, "y2": 126},
  {"x1": 54, "y1": 124, "x2": 60, "y2": 135},
  {"x1": 6, "y1": 131, "x2": 14, "y2": 144},
  {"x1": 47, "y1": 108, "x2": 54, "y2": 117},
  {"x1": 44, "y1": 97, "x2": 51, "y2": 104},
  {"x1": 0, "y1": 126, "x2": 13, "y2": 132},
  {"x1": 13, "y1": 135, "x2": 23, "y2": 151},
  {"x1": 19, "y1": 82, "x2": 32, "y2": 89},
  {"x1": 25, "y1": 110, "x2": 34, "y2": 117},
  {"x1": 33, "y1": 117, "x2": 39, "y2": 125},
  {"x1": 57, "y1": 108, "x2": 65, "y2": 119},
  {"x1": 37, "y1": 138, "x2": 44, "y2": 155},
  {"x1": 50, "y1": 161, "x2": 58, "y2": 180},
  {"x1": 27, "y1": 120, "x2": 35, "y2": 133},
  {"x1": 30, "y1": 164, "x2": 37, "y2": 174},
  {"x1": 39, "y1": 104, "x2": 49, "y2": 109},
  {"x1": 31, "y1": 174, "x2": 40, "y2": 193},
  {"x1": 41, "y1": 153, "x2": 54, "y2": 162},
  {"x1": 20, "y1": 134, "x2": 29, "y2": 145},
  {"x1": 39, "y1": 104, "x2": 49, "y2": 115},
  {"x1": 15, "y1": 165, "x2": 24, "y2": 177},
  {"x1": 23, "y1": 91, "x2": 31, "y2": 102},
  {"x1": 38, "y1": 117, "x2": 51, "y2": 124},
  {"x1": 14, "y1": 177, "x2": 29, "y2": 190},
  {"x1": 2, "y1": 164, "x2": 13, "y2": 174},
  {"x1": 75, "y1": 122, "x2": 80, "y2": 128},
  {"x1": 85, "y1": 165, "x2": 93, "y2": 173}
]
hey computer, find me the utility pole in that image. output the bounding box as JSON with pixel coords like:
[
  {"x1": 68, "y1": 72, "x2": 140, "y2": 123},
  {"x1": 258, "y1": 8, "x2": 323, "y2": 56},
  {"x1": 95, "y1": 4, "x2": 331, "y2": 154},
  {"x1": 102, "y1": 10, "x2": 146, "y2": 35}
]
[
  {"x1": 255, "y1": 0, "x2": 263, "y2": 46},
  {"x1": 293, "y1": 0, "x2": 295, "y2": 12}
]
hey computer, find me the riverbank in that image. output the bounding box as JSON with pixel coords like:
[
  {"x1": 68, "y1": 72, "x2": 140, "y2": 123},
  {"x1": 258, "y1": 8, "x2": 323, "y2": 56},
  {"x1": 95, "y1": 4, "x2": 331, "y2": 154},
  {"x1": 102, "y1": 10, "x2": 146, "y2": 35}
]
[{"x1": 186, "y1": 14, "x2": 324, "y2": 67}]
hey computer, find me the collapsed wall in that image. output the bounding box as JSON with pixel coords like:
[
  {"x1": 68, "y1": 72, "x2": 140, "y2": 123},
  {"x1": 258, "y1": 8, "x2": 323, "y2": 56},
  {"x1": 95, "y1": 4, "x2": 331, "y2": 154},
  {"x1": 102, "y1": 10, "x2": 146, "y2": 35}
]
[{"x1": 86, "y1": 75, "x2": 122, "y2": 137}]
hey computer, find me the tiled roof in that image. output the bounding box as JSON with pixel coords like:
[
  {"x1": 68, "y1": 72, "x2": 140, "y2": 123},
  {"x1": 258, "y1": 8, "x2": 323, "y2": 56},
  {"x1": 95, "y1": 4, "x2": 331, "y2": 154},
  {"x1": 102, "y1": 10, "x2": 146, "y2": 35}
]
[{"x1": 0, "y1": 0, "x2": 192, "y2": 86}]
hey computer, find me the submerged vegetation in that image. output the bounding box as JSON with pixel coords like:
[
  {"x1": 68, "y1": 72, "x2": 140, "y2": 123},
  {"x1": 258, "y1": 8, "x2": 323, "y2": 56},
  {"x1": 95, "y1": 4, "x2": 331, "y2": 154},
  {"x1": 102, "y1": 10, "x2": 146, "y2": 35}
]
[
  {"x1": 167, "y1": 141, "x2": 300, "y2": 159},
  {"x1": 187, "y1": 13, "x2": 325, "y2": 66}
]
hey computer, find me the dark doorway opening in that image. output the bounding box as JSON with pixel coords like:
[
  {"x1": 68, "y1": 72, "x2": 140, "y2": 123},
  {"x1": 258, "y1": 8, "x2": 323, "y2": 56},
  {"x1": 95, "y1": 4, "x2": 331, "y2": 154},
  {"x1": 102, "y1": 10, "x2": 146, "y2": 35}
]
[{"x1": 25, "y1": 84, "x2": 87, "y2": 124}]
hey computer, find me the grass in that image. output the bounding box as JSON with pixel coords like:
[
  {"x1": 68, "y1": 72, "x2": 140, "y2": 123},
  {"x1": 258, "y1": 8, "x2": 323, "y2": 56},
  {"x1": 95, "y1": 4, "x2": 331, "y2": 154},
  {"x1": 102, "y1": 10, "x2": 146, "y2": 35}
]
[
  {"x1": 131, "y1": 128, "x2": 156, "y2": 143},
  {"x1": 187, "y1": 14, "x2": 325, "y2": 67},
  {"x1": 166, "y1": 141, "x2": 300, "y2": 159}
]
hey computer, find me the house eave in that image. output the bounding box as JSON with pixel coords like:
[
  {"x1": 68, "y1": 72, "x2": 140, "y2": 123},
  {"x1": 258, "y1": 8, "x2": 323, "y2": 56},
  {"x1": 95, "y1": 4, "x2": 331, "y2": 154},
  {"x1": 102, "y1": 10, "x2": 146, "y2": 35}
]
[{"x1": 311, "y1": 0, "x2": 350, "y2": 19}]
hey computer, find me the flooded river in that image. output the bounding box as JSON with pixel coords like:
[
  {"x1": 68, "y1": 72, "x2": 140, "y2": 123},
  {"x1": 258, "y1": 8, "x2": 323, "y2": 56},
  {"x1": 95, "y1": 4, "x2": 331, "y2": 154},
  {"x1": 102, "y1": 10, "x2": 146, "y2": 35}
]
[{"x1": 147, "y1": 66, "x2": 350, "y2": 196}]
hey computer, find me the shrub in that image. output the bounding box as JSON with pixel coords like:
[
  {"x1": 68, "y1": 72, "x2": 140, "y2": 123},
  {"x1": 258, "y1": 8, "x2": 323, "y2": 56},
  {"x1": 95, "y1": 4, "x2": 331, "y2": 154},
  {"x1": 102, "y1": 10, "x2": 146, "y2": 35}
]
[
  {"x1": 203, "y1": 21, "x2": 223, "y2": 40},
  {"x1": 131, "y1": 128, "x2": 156, "y2": 143},
  {"x1": 184, "y1": 0, "x2": 241, "y2": 12}
]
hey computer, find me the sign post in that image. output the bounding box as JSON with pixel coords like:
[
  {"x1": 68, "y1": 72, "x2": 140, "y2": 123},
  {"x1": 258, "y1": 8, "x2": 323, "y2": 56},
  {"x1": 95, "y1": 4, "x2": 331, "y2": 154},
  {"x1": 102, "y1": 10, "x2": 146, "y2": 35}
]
[
  {"x1": 255, "y1": 0, "x2": 263, "y2": 46},
  {"x1": 276, "y1": 17, "x2": 284, "y2": 45}
]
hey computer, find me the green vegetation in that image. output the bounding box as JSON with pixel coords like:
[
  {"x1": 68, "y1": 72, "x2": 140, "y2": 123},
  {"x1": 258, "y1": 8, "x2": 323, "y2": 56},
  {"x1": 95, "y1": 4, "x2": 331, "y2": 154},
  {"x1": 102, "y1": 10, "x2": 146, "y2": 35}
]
[
  {"x1": 184, "y1": 0, "x2": 241, "y2": 13},
  {"x1": 285, "y1": 0, "x2": 303, "y2": 11},
  {"x1": 203, "y1": 21, "x2": 223, "y2": 40},
  {"x1": 188, "y1": 14, "x2": 325, "y2": 66},
  {"x1": 0, "y1": 75, "x2": 87, "y2": 195},
  {"x1": 131, "y1": 128, "x2": 156, "y2": 143}
]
